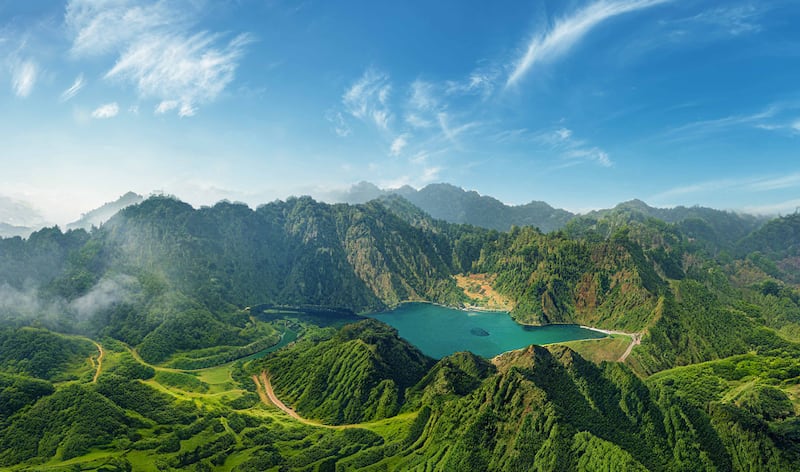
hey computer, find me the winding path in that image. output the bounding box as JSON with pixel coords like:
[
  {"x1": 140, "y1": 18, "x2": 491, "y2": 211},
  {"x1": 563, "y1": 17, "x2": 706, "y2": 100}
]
[
  {"x1": 617, "y1": 332, "x2": 642, "y2": 362},
  {"x1": 91, "y1": 341, "x2": 105, "y2": 383},
  {"x1": 251, "y1": 371, "x2": 351, "y2": 429},
  {"x1": 580, "y1": 326, "x2": 643, "y2": 362}
]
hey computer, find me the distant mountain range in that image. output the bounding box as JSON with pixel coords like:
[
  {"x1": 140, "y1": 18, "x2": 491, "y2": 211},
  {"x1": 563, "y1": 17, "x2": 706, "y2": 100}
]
[
  {"x1": 0, "y1": 192, "x2": 144, "y2": 238},
  {"x1": 66, "y1": 192, "x2": 144, "y2": 231},
  {"x1": 0, "y1": 184, "x2": 772, "y2": 242},
  {"x1": 335, "y1": 181, "x2": 575, "y2": 232},
  {"x1": 0, "y1": 196, "x2": 47, "y2": 238},
  {"x1": 333, "y1": 182, "x2": 766, "y2": 238}
]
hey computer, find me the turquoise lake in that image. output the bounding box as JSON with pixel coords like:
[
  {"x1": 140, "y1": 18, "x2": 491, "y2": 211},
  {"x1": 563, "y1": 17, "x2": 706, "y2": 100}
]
[{"x1": 368, "y1": 303, "x2": 606, "y2": 359}]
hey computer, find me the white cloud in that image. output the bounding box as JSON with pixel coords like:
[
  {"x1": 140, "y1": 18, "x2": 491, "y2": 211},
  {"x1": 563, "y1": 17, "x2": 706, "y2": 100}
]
[
  {"x1": 649, "y1": 179, "x2": 732, "y2": 201},
  {"x1": 421, "y1": 166, "x2": 441, "y2": 183},
  {"x1": 564, "y1": 147, "x2": 612, "y2": 167},
  {"x1": 179, "y1": 102, "x2": 196, "y2": 117},
  {"x1": 683, "y1": 4, "x2": 763, "y2": 37},
  {"x1": 390, "y1": 134, "x2": 409, "y2": 156},
  {"x1": 792, "y1": 120, "x2": 800, "y2": 133},
  {"x1": 325, "y1": 110, "x2": 351, "y2": 137},
  {"x1": 662, "y1": 106, "x2": 779, "y2": 141},
  {"x1": 651, "y1": 173, "x2": 800, "y2": 203},
  {"x1": 437, "y1": 112, "x2": 480, "y2": 145},
  {"x1": 405, "y1": 113, "x2": 434, "y2": 129},
  {"x1": 66, "y1": 0, "x2": 179, "y2": 57},
  {"x1": 522, "y1": 126, "x2": 613, "y2": 168},
  {"x1": 155, "y1": 100, "x2": 178, "y2": 114},
  {"x1": 66, "y1": 0, "x2": 252, "y2": 116},
  {"x1": 12, "y1": 60, "x2": 37, "y2": 97},
  {"x1": 747, "y1": 173, "x2": 800, "y2": 192},
  {"x1": 742, "y1": 199, "x2": 800, "y2": 216},
  {"x1": 61, "y1": 74, "x2": 84, "y2": 102},
  {"x1": 106, "y1": 32, "x2": 251, "y2": 116},
  {"x1": 556, "y1": 127, "x2": 573, "y2": 140},
  {"x1": 91, "y1": 102, "x2": 119, "y2": 119},
  {"x1": 409, "y1": 80, "x2": 438, "y2": 111},
  {"x1": 445, "y1": 68, "x2": 499, "y2": 97},
  {"x1": 60, "y1": 74, "x2": 86, "y2": 102},
  {"x1": 507, "y1": 0, "x2": 669, "y2": 87},
  {"x1": 343, "y1": 68, "x2": 392, "y2": 130}
]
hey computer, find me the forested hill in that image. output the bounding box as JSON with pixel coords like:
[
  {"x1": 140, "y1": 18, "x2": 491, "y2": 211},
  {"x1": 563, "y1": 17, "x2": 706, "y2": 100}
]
[
  {"x1": 1, "y1": 194, "x2": 799, "y2": 366},
  {"x1": 0, "y1": 195, "x2": 483, "y2": 362},
  {"x1": 566, "y1": 199, "x2": 765, "y2": 252},
  {"x1": 2, "y1": 195, "x2": 800, "y2": 469}
]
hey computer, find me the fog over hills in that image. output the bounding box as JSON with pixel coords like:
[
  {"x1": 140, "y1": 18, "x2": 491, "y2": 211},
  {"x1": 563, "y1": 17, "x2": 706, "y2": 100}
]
[
  {"x1": 0, "y1": 196, "x2": 48, "y2": 238},
  {"x1": 66, "y1": 192, "x2": 144, "y2": 231}
]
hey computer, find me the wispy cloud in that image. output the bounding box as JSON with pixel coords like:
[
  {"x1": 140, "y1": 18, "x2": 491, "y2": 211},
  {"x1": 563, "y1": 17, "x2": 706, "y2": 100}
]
[
  {"x1": 91, "y1": 102, "x2": 119, "y2": 119},
  {"x1": 390, "y1": 134, "x2": 409, "y2": 156},
  {"x1": 526, "y1": 126, "x2": 614, "y2": 168},
  {"x1": 343, "y1": 68, "x2": 392, "y2": 130},
  {"x1": 154, "y1": 100, "x2": 178, "y2": 114},
  {"x1": 662, "y1": 106, "x2": 779, "y2": 140},
  {"x1": 742, "y1": 199, "x2": 800, "y2": 216},
  {"x1": 649, "y1": 178, "x2": 744, "y2": 201},
  {"x1": 564, "y1": 147, "x2": 612, "y2": 167},
  {"x1": 746, "y1": 173, "x2": 800, "y2": 192},
  {"x1": 11, "y1": 59, "x2": 37, "y2": 97},
  {"x1": 506, "y1": 0, "x2": 669, "y2": 87},
  {"x1": 66, "y1": 0, "x2": 178, "y2": 57},
  {"x1": 60, "y1": 74, "x2": 85, "y2": 102},
  {"x1": 651, "y1": 172, "x2": 800, "y2": 203},
  {"x1": 325, "y1": 110, "x2": 351, "y2": 137},
  {"x1": 409, "y1": 80, "x2": 438, "y2": 111},
  {"x1": 445, "y1": 67, "x2": 499, "y2": 98},
  {"x1": 421, "y1": 166, "x2": 442, "y2": 183},
  {"x1": 680, "y1": 4, "x2": 764, "y2": 37},
  {"x1": 153, "y1": 99, "x2": 195, "y2": 117},
  {"x1": 106, "y1": 32, "x2": 251, "y2": 117},
  {"x1": 66, "y1": 0, "x2": 252, "y2": 116},
  {"x1": 435, "y1": 112, "x2": 482, "y2": 151}
]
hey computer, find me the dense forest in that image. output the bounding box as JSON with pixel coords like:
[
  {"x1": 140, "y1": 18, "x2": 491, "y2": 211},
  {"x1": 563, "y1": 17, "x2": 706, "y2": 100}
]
[{"x1": 1, "y1": 194, "x2": 799, "y2": 470}]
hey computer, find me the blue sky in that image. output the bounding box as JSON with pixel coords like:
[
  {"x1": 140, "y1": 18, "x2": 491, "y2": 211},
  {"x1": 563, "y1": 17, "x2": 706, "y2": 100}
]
[{"x1": 1, "y1": 0, "x2": 800, "y2": 223}]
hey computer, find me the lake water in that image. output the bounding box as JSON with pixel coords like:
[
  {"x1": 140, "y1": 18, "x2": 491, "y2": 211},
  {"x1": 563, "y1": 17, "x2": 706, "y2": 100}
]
[{"x1": 368, "y1": 303, "x2": 606, "y2": 359}]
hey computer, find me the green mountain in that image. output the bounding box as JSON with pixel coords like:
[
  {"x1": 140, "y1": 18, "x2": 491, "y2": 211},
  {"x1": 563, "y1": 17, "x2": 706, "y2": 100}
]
[
  {"x1": 0, "y1": 196, "x2": 474, "y2": 363},
  {"x1": 1, "y1": 194, "x2": 800, "y2": 470},
  {"x1": 736, "y1": 212, "x2": 800, "y2": 283},
  {"x1": 374, "y1": 344, "x2": 800, "y2": 471},
  {"x1": 258, "y1": 319, "x2": 433, "y2": 424},
  {"x1": 566, "y1": 199, "x2": 765, "y2": 253},
  {"x1": 474, "y1": 225, "x2": 665, "y2": 328},
  {"x1": 339, "y1": 181, "x2": 575, "y2": 232}
]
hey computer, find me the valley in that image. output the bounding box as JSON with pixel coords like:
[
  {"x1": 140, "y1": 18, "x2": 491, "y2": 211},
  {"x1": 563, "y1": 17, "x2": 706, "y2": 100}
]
[{"x1": 1, "y1": 194, "x2": 799, "y2": 470}]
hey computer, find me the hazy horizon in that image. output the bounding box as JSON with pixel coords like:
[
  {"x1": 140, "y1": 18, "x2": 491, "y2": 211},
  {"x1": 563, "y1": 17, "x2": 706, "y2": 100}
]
[{"x1": 3, "y1": 1, "x2": 800, "y2": 224}]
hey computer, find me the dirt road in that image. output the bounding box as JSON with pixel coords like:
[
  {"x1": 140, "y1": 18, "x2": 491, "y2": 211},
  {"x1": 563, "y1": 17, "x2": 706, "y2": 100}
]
[
  {"x1": 91, "y1": 341, "x2": 105, "y2": 383},
  {"x1": 579, "y1": 326, "x2": 643, "y2": 362},
  {"x1": 251, "y1": 371, "x2": 353, "y2": 429},
  {"x1": 617, "y1": 332, "x2": 642, "y2": 362}
]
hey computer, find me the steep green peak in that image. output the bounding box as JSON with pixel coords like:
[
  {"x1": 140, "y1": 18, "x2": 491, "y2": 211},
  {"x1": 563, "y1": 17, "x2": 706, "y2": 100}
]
[
  {"x1": 335, "y1": 318, "x2": 402, "y2": 343},
  {"x1": 440, "y1": 351, "x2": 496, "y2": 379},
  {"x1": 615, "y1": 199, "x2": 653, "y2": 212}
]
